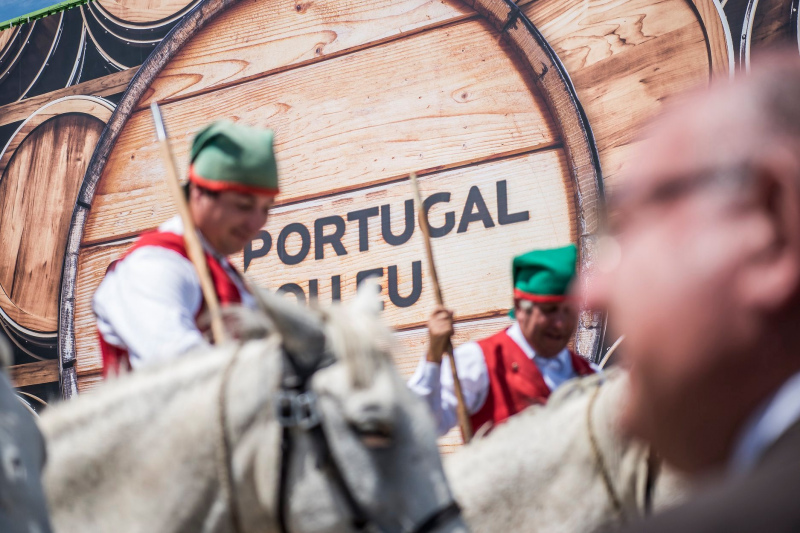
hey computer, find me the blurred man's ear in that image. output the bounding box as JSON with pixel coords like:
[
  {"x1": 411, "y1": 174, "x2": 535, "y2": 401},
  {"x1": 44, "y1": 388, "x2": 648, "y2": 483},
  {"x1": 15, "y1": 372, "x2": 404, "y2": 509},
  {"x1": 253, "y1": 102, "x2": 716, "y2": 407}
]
[{"x1": 738, "y1": 147, "x2": 800, "y2": 312}]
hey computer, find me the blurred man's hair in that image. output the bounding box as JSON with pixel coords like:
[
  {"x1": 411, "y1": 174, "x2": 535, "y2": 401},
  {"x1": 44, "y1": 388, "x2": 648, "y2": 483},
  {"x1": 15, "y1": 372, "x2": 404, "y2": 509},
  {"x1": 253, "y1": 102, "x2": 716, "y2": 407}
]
[{"x1": 749, "y1": 50, "x2": 800, "y2": 145}]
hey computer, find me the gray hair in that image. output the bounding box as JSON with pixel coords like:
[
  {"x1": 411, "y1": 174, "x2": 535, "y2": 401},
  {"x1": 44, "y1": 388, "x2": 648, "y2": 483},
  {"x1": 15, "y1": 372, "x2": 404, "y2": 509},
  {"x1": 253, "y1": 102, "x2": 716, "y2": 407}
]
[{"x1": 748, "y1": 51, "x2": 800, "y2": 146}]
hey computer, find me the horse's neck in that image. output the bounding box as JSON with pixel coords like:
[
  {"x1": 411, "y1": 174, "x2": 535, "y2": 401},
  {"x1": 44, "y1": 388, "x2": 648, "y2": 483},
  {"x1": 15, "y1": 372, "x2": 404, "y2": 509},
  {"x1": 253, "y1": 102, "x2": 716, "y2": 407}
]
[{"x1": 40, "y1": 340, "x2": 280, "y2": 533}]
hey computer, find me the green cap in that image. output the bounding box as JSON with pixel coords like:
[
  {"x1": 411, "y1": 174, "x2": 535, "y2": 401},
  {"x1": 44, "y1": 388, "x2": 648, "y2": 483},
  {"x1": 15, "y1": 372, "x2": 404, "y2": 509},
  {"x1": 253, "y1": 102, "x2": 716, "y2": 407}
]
[
  {"x1": 189, "y1": 120, "x2": 279, "y2": 196},
  {"x1": 511, "y1": 245, "x2": 577, "y2": 315}
]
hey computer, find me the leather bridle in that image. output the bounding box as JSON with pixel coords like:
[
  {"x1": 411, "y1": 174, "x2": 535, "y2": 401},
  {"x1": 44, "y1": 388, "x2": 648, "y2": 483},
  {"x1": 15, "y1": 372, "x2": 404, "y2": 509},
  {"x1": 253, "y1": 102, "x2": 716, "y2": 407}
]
[{"x1": 217, "y1": 343, "x2": 462, "y2": 533}]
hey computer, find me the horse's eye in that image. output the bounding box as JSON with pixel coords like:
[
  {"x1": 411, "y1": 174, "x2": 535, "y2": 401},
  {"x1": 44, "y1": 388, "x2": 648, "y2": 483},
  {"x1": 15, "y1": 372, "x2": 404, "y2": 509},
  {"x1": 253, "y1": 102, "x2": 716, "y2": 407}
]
[{"x1": 351, "y1": 419, "x2": 394, "y2": 449}]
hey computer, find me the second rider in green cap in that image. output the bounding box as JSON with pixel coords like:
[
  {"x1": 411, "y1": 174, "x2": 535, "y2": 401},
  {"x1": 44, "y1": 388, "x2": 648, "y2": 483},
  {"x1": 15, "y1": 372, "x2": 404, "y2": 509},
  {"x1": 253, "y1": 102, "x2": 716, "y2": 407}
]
[{"x1": 408, "y1": 245, "x2": 597, "y2": 436}]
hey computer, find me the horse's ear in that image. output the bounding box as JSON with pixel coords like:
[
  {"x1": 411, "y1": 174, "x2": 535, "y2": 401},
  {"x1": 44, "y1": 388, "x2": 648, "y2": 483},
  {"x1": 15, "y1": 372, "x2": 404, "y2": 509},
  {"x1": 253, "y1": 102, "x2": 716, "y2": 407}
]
[
  {"x1": 254, "y1": 289, "x2": 327, "y2": 370},
  {"x1": 351, "y1": 278, "x2": 383, "y2": 318}
]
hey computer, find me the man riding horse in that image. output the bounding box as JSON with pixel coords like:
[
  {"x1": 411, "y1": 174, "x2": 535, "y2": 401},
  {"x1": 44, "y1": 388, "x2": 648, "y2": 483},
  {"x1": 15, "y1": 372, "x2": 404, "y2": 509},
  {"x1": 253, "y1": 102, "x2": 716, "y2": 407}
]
[
  {"x1": 93, "y1": 121, "x2": 278, "y2": 375},
  {"x1": 408, "y1": 245, "x2": 597, "y2": 436}
]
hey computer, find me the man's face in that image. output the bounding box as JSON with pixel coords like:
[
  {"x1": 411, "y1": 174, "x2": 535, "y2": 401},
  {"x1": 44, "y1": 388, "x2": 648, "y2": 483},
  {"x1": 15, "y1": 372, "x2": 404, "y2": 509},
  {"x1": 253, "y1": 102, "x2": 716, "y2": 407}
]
[
  {"x1": 515, "y1": 300, "x2": 578, "y2": 358},
  {"x1": 190, "y1": 187, "x2": 275, "y2": 256},
  {"x1": 586, "y1": 97, "x2": 782, "y2": 471}
]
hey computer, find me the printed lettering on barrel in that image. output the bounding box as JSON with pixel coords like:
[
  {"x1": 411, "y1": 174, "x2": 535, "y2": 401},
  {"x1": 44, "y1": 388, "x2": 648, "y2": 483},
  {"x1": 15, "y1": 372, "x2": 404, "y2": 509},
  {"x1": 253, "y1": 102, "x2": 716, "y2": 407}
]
[{"x1": 243, "y1": 179, "x2": 531, "y2": 315}]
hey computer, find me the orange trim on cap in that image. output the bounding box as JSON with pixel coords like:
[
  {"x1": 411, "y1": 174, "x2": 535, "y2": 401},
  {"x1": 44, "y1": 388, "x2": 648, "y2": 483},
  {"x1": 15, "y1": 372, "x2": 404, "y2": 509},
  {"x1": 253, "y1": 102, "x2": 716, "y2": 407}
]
[
  {"x1": 513, "y1": 288, "x2": 569, "y2": 304},
  {"x1": 188, "y1": 166, "x2": 279, "y2": 197}
]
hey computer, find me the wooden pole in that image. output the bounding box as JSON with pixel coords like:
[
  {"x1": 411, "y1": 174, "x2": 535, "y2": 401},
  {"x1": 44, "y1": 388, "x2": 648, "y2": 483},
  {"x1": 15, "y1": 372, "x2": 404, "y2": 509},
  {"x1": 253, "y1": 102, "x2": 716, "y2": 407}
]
[
  {"x1": 599, "y1": 335, "x2": 624, "y2": 370},
  {"x1": 150, "y1": 102, "x2": 227, "y2": 345},
  {"x1": 410, "y1": 172, "x2": 474, "y2": 444}
]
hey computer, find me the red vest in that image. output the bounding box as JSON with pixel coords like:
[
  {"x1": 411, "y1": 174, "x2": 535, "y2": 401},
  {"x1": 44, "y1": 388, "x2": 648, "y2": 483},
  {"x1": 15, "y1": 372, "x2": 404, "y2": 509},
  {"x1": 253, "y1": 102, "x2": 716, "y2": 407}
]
[
  {"x1": 98, "y1": 231, "x2": 243, "y2": 377},
  {"x1": 469, "y1": 329, "x2": 595, "y2": 434}
]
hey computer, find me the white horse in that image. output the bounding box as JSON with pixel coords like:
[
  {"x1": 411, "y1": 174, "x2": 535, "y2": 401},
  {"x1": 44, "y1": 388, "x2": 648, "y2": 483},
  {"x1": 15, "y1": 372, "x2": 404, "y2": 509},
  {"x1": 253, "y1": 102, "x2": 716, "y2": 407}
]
[
  {"x1": 446, "y1": 370, "x2": 688, "y2": 533},
  {"x1": 40, "y1": 288, "x2": 468, "y2": 533}
]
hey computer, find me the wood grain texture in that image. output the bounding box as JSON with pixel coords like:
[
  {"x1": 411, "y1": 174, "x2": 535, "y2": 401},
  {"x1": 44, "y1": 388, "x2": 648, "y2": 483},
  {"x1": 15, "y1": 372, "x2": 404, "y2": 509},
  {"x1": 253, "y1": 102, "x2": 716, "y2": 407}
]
[
  {"x1": 73, "y1": 152, "x2": 574, "y2": 375},
  {"x1": 9, "y1": 360, "x2": 59, "y2": 388},
  {"x1": 741, "y1": 0, "x2": 798, "y2": 70},
  {"x1": 0, "y1": 68, "x2": 134, "y2": 127},
  {"x1": 0, "y1": 27, "x2": 17, "y2": 54},
  {"x1": 75, "y1": 370, "x2": 103, "y2": 394},
  {"x1": 751, "y1": 0, "x2": 795, "y2": 49},
  {"x1": 72, "y1": 239, "x2": 133, "y2": 375},
  {"x1": 0, "y1": 114, "x2": 105, "y2": 334},
  {"x1": 0, "y1": 97, "x2": 114, "y2": 177},
  {"x1": 140, "y1": 0, "x2": 475, "y2": 107},
  {"x1": 524, "y1": 0, "x2": 712, "y2": 191},
  {"x1": 84, "y1": 19, "x2": 559, "y2": 244},
  {"x1": 461, "y1": 0, "x2": 606, "y2": 359},
  {"x1": 691, "y1": 0, "x2": 735, "y2": 78},
  {"x1": 97, "y1": 0, "x2": 198, "y2": 24}
]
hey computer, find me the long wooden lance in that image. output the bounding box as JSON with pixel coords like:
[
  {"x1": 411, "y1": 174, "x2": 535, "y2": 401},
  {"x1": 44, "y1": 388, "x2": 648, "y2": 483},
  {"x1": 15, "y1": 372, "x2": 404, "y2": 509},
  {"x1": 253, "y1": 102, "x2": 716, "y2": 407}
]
[
  {"x1": 410, "y1": 172, "x2": 474, "y2": 444},
  {"x1": 150, "y1": 102, "x2": 227, "y2": 345},
  {"x1": 599, "y1": 335, "x2": 624, "y2": 370}
]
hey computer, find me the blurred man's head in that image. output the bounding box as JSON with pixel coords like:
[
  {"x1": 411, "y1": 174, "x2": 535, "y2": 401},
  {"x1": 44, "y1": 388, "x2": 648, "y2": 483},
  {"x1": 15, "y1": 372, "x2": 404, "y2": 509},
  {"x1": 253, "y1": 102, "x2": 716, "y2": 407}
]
[
  {"x1": 587, "y1": 52, "x2": 800, "y2": 474},
  {"x1": 187, "y1": 120, "x2": 279, "y2": 255}
]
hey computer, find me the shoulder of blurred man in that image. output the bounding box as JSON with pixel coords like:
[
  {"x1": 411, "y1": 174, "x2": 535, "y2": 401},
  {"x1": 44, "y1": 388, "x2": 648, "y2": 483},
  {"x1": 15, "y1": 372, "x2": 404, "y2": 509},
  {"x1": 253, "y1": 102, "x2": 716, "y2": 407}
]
[{"x1": 622, "y1": 418, "x2": 800, "y2": 533}]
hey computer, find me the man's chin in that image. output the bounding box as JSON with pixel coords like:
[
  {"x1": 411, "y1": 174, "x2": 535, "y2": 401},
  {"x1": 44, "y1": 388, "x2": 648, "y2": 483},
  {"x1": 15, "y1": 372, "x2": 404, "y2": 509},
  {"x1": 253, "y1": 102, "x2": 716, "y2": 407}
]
[
  {"x1": 223, "y1": 236, "x2": 249, "y2": 255},
  {"x1": 537, "y1": 338, "x2": 567, "y2": 356}
]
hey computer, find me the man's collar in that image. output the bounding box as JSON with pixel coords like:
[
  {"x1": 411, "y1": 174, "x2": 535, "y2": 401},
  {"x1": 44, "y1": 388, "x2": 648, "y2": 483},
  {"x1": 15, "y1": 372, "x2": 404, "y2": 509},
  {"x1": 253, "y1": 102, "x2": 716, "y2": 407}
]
[{"x1": 730, "y1": 369, "x2": 800, "y2": 475}]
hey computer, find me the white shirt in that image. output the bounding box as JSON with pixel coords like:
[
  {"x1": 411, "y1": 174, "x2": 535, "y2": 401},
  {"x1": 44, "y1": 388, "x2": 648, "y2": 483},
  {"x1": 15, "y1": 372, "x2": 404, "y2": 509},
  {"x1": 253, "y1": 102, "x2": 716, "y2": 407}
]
[
  {"x1": 93, "y1": 216, "x2": 255, "y2": 369},
  {"x1": 730, "y1": 370, "x2": 800, "y2": 475},
  {"x1": 407, "y1": 322, "x2": 595, "y2": 436}
]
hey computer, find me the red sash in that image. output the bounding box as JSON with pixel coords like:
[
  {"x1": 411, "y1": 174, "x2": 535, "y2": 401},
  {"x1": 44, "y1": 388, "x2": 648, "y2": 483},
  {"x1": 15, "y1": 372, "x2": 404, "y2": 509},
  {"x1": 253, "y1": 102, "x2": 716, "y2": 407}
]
[
  {"x1": 98, "y1": 231, "x2": 243, "y2": 377},
  {"x1": 469, "y1": 329, "x2": 595, "y2": 434}
]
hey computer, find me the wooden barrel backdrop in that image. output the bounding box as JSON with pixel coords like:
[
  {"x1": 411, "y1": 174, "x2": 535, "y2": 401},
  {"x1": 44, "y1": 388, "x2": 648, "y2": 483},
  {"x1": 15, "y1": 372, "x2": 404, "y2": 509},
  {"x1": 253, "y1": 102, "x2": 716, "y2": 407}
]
[
  {"x1": 82, "y1": 0, "x2": 204, "y2": 69},
  {"x1": 741, "y1": 0, "x2": 800, "y2": 70},
  {"x1": 0, "y1": 96, "x2": 113, "y2": 363},
  {"x1": 55, "y1": 0, "x2": 731, "y2": 449},
  {"x1": 0, "y1": 14, "x2": 65, "y2": 105}
]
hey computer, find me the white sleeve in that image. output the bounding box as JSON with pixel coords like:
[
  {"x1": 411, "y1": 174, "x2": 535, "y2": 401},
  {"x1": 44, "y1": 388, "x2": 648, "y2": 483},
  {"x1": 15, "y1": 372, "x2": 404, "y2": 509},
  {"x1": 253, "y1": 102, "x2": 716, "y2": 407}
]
[
  {"x1": 93, "y1": 247, "x2": 208, "y2": 368},
  {"x1": 407, "y1": 342, "x2": 489, "y2": 437}
]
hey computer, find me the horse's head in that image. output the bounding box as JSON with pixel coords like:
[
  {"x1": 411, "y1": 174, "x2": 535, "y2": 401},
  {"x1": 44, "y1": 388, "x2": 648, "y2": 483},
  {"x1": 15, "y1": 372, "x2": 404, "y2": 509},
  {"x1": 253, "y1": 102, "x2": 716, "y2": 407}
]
[{"x1": 249, "y1": 284, "x2": 468, "y2": 533}]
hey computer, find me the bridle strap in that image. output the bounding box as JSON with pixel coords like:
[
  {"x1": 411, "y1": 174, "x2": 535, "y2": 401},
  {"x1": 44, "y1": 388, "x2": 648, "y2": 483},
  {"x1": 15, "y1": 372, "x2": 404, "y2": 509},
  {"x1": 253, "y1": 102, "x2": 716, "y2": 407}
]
[
  {"x1": 276, "y1": 424, "x2": 293, "y2": 533},
  {"x1": 275, "y1": 352, "x2": 371, "y2": 533},
  {"x1": 306, "y1": 421, "x2": 371, "y2": 531},
  {"x1": 586, "y1": 383, "x2": 626, "y2": 523},
  {"x1": 274, "y1": 350, "x2": 462, "y2": 533},
  {"x1": 643, "y1": 447, "x2": 661, "y2": 516}
]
